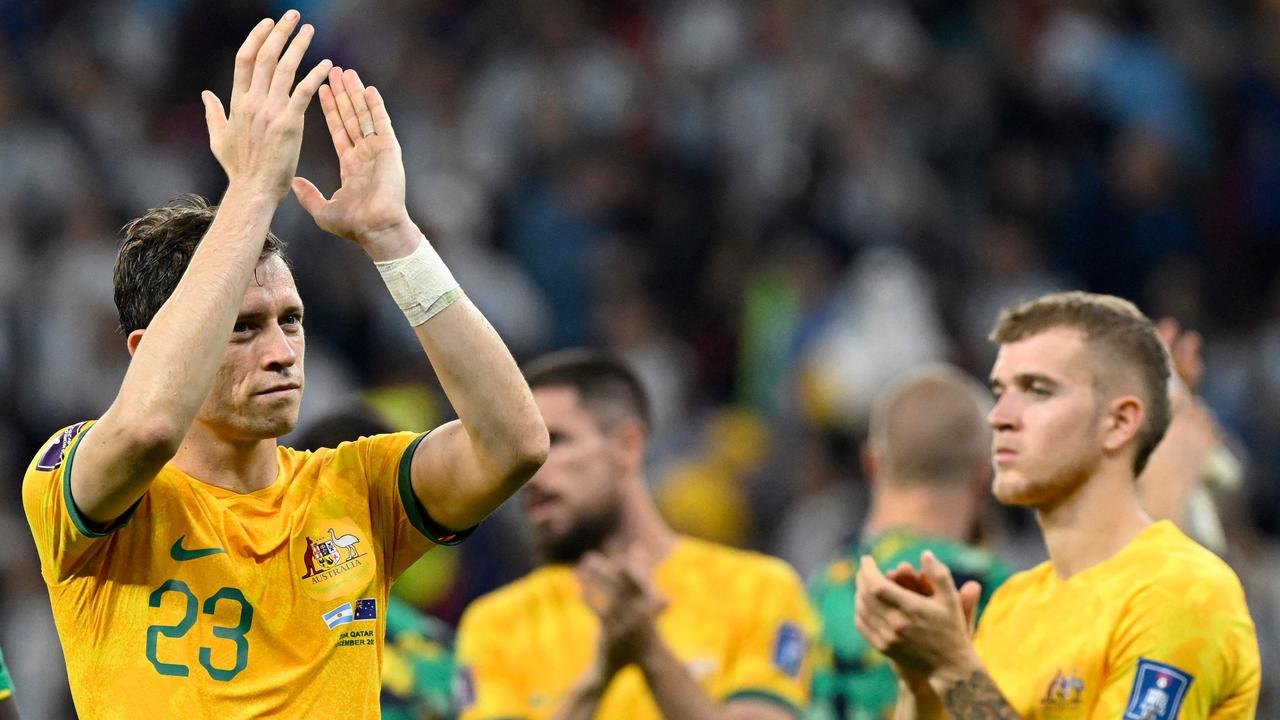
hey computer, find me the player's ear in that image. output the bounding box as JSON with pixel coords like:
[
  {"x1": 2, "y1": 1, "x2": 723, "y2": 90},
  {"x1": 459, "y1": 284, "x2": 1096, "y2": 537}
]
[
  {"x1": 612, "y1": 418, "x2": 647, "y2": 474},
  {"x1": 1102, "y1": 393, "x2": 1144, "y2": 454},
  {"x1": 126, "y1": 329, "x2": 146, "y2": 357}
]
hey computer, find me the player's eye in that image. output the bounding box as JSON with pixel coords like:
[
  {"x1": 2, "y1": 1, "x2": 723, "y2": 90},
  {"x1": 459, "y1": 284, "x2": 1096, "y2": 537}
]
[
  {"x1": 232, "y1": 321, "x2": 252, "y2": 334},
  {"x1": 282, "y1": 313, "x2": 302, "y2": 326}
]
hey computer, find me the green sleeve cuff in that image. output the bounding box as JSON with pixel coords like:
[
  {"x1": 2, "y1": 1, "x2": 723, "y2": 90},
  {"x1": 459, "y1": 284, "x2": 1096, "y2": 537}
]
[
  {"x1": 397, "y1": 433, "x2": 477, "y2": 546},
  {"x1": 63, "y1": 427, "x2": 141, "y2": 538},
  {"x1": 723, "y1": 689, "x2": 804, "y2": 718}
]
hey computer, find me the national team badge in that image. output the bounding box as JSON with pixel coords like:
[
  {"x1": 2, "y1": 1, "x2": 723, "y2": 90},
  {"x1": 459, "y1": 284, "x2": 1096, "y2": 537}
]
[
  {"x1": 300, "y1": 527, "x2": 364, "y2": 579},
  {"x1": 37, "y1": 422, "x2": 87, "y2": 471},
  {"x1": 772, "y1": 622, "x2": 807, "y2": 678},
  {"x1": 1124, "y1": 658, "x2": 1192, "y2": 720}
]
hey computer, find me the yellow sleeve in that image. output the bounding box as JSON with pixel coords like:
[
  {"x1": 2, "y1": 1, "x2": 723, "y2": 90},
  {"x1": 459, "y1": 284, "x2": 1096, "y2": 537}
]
[
  {"x1": 354, "y1": 432, "x2": 438, "y2": 582},
  {"x1": 455, "y1": 597, "x2": 528, "y2": 720},
  {"x1": 21, "y1": 421, "x2": 137, "y2": 585},
  {"x1": 1090, "y1": 582, "x2": 1260, "y2": 719},
  {"x1": 715, "y1": 557, "x2": 818, "y2": 715}
]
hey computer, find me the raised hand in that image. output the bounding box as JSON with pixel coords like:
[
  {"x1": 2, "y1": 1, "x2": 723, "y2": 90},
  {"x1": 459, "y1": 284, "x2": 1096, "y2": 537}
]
[
  {"x1": 292, "y1": 67, "x2": 415, "y2": 259},
  {"x1": 202, "y1": 10, "x2": 332, "y2": 201}
]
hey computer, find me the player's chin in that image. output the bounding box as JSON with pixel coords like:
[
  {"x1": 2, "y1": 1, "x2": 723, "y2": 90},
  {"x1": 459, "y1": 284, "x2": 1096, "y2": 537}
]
[{"x1": 991, "y1": 473, "x2": 1041, "y2": 506}]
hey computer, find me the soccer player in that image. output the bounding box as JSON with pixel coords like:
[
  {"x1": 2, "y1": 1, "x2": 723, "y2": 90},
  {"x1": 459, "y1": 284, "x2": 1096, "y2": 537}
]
[
  {"x1": 0, "y1": 645, "x2": 17, "y2": 720},
  {"x1": 808, "y1": 365, "x2": 1012, "y2": 719},
  {"x1": 21, "y1": 12, "x2": 547, "y2": 719},
  {"x1": 855, "y1": 292, "x2": 1260, "y2": 719},
  {"x1": 455, "y1": 350, "x2": 817, "y2": 720}
]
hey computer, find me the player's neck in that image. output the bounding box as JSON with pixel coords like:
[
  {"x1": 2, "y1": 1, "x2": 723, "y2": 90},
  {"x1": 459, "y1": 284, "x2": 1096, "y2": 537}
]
[
  {"x1": 1035, "y1": 463, "x2": 1151, "y2": 580},
  {"x1": 599, "y1": 480, "x2": 678, "y2": 574},
  {"x1": 862, "y1": 482, "x2": 975, "y2": 542},
  {"x1": 171, "y1": 426, "x2": 280, "y2": 494}
]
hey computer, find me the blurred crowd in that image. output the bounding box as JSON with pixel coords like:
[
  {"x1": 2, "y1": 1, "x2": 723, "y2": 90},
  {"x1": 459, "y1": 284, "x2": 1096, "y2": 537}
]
[{"x1": 0, "y1": 0, "x2": 1278, "y2": 716}]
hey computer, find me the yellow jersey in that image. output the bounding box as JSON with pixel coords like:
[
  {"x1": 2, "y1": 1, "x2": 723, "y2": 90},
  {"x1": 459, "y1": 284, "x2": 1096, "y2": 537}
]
[
  {"x1": 455, "y1": 536, "x2": 817, "y2": 719},
  {"x1": 22, "y1": 421, "x2": 465, "y2": 719},
  {"x1": 972, "y1": 521, "x2": 1260, "y2": 719}
]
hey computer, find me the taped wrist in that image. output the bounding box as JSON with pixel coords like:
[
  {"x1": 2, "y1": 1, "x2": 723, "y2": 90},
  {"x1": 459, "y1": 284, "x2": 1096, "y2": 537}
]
[{"x1": 374, "y1": 236, "x2": 462, "y2": 327}]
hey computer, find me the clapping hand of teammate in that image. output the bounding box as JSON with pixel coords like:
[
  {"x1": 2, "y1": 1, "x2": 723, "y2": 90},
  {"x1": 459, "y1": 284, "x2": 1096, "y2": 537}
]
[
  {"x1": 202, "y1": 11, "x2": 332, "y2": 202},
  {"x1": 291, "y1": 66, "x2": 417, "y2": 260},
  {"x1": 576, "y1": 550, "x2": 668, "y2": 677},
  {"x1": 855, "y1": 552, "x2": 983, "y2": 692}
]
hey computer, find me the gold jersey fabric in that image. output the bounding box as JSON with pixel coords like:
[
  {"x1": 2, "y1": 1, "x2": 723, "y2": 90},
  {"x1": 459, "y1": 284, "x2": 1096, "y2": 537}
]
[
  {"x1": 22, "y1": 421, "x2": 458, "y2": 719},
  {"x1": 973, "y1": 521, "x2": 1260, "y2": 719},
  {"x1": 455, "y1": 536, "x2": 817, "y2": 719}
]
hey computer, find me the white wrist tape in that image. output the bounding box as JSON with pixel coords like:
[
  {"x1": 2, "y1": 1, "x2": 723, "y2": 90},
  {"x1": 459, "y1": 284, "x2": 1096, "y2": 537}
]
[{"x1": 374, "y1": 236, "x2": 462, "y2": 327}]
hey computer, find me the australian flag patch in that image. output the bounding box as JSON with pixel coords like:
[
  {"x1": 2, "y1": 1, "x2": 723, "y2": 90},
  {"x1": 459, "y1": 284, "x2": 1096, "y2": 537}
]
[
  {"x1": 1124, "y1": 658, "x2": 1193, "y2": 719},
  {"x1": 772, "y1": 622, "x2": 807, "y2": 678}
]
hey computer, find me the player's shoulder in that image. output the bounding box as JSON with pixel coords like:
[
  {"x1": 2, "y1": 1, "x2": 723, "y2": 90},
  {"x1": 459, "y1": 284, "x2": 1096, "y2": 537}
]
[
  {"x1": 1125, "y1": 521, "x2": 1245, "y2": 595},
  {"x1": 458, "y1": 564, "x2": 575, "y2": 628},
  {"x1": 681, "y1": 535, "x2": 802, "y2": 583},
  {"x1": 25, "y1": 421, "x2": 95, "y2": 478}
]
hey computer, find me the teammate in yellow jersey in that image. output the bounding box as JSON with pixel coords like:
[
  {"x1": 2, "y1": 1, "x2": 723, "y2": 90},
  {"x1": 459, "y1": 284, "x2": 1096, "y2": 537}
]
[
  {"x1": 854, "y1": 292, "x2": 1260, "y2": 719},
  {"x1": 455, "y1": 350, "x2": 818, "y2": 720},
  {"x1": 21, "y1": 12, "x2": 547, "y2": 719}
]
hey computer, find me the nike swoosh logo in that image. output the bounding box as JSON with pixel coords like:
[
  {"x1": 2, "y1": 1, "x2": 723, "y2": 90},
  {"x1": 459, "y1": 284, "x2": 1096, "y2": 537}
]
[{"x1": 170, "y1": 535, "x2": 226, "y2": 561}]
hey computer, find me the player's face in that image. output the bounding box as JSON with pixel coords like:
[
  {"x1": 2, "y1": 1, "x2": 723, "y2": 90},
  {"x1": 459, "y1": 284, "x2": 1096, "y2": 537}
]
[
  {"x1": 987, "y1": 327, "x2": 1106, "y2": 508},
  {"x1": 523, "y1": 386, "x2": 624, "y2": 563},
  {"x1": 196, "y1": 255, "x2": 306, "y2": 441}
]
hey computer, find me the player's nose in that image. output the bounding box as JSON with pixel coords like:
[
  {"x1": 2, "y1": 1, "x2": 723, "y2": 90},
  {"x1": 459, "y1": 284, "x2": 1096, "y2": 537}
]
[{"x1": 260, "y1": 323, "x2": 299, "y2": 370}]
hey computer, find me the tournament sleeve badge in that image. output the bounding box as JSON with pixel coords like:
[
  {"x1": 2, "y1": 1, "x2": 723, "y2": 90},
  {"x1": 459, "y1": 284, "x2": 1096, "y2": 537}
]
[{"x1": 1124, "y1": 658, "x2": 1193, "y2": 720}]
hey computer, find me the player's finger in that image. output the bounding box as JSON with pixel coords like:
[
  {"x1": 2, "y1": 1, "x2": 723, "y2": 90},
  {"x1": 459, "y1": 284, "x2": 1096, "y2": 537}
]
[
  {"x1": 341, "y1": 69, "x2": 376, "y2": 141},
  {"x1": 201, "y1": 90, "x2": 227, "y2": 150},
  {"x1": 365, "y1": 86, "x2": 397, "y2": 140},
  {"x1": 328, "y1": 66, "x2": 364, "y2": 147},
  {"x1": 318, "y1": 82, "x2": 353, "y2": 154},
  {"x1": 271, "y1": 22, "x2": 315, "y2": 101},
  {"x1": 291, "y1": 177, "x2": 328, "y2": 217},
  {"x1": 958, "y1": 580, "x2": 982, "y2": 635},
  {"x1": 286, "y1": 58, "x2": 333, "y2": 119},
  {"x1": 232, "y1": 18, "x2": 275, "y2": 102},
  {"x1": 249, "y1": 10, "x2": 301, "y2": 97},
  {"x1": 920, "y1": 551, "x2": 958, "y2": 600}
]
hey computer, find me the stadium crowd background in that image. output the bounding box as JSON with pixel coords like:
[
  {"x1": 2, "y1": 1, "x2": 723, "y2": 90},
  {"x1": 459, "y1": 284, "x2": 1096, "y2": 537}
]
[{"x1": 0, "y1": 0, "x2": 1276, "y2": 716}]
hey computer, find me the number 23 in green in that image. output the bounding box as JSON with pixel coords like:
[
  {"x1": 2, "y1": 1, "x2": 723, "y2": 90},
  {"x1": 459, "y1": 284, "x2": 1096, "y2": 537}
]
[{"x1": 146, "y1": 580, "x2": 254, "y2": 681}]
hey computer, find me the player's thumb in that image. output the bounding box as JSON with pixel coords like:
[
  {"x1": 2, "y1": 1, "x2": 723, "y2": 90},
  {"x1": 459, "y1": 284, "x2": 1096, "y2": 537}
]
[
  {"x1": 201, "y1": 91, "x2": 226, "y2": 147},
  {"x1": 291, "y1": 177, "x2": 327, "y2": 217}
]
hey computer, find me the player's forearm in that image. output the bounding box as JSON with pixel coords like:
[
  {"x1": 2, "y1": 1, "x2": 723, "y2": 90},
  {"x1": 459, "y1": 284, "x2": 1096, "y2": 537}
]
[
  {"x1": 78, "y1": 185, "x2": 280, "y2": 518},
  {"x1": 410, "y1": 295, "x2": 548, "y2": 530},
  {"x1": 633, "y1": 637, "x2": 734, "y2": 720},
  {"x1": 930, "y1": 668, "x2": 1022, "y2": 720},
  {"x1": 549, "y1": 665, "x2": 611, "y2": 720}
]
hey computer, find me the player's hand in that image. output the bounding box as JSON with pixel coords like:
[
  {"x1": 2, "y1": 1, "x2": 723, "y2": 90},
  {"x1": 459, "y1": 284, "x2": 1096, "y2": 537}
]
[
  {"x1": 576, "y1": 550, "x2": 667, "y2": 675},
  {"x1": 855, "y1": 551, "x2": 983, "y2": 687},
  {"x1": 202, "y1": 11, "x2": 331, "y2": 201},
  {"x1": 292, "y1": 67, "x2": 416, "y2": 259}
]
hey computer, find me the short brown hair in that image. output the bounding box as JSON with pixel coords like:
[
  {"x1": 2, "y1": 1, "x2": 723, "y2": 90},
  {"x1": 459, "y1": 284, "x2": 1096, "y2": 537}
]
[
  {"x1": 869, "y1": 365, "x2": 991, "y2": 487},
  {"x1": 990, "y1": 291, "x2": 1171, "y2": 476},
  {"x1": 113, "y1": 195, "x2": 290, "y2": 333},
  {"x1": 523, "y1": 348, "x2": 651, "y2": 432}
]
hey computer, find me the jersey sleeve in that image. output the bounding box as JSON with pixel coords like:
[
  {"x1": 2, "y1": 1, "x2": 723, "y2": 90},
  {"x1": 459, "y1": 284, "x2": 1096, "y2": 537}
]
[
  {"x1": 715, "y1": 557, "x2": 819, "y2": 716},
  {"x1": 357, "y1": 431, "x2": 476, "y2": 582},
  {"x1": 1089, "y1": 581, "x2": 1260, "y2": 719},
  {"x1": 455, "y1": 597, "x2": 528, "y2": 720},
  {"x1": 21, "y1": 421, "x2": 140, "y2": 585}
]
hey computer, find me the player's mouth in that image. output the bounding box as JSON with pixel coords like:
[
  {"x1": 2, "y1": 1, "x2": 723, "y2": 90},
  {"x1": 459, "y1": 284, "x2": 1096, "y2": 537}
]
[
  {"x1": 993, "y1": 446, "x2": 1018, "y2": 466},
  {"x1": 256, "y1": 384, "x2": 301, "y2": 398}
]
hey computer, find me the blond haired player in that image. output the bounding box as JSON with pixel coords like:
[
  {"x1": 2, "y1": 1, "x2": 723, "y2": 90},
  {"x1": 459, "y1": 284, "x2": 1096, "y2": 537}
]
[
  {"x1": 855, "y1": 292, "x2": 1259, "y2": 719},
  {"x1": 455, "y1": 350, "x2": 817, "y2": 720},
  {"x1": 21, "y1": 12, "x2": 546, "y2": 718}
]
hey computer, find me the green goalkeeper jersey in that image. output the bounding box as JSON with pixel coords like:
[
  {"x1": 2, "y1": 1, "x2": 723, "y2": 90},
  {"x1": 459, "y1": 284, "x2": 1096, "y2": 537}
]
[{"x1": 807, "y1": 528, "x2": 1013, "y2": 720}]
